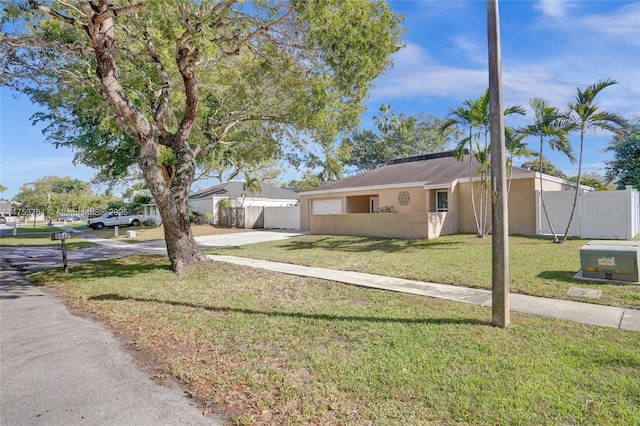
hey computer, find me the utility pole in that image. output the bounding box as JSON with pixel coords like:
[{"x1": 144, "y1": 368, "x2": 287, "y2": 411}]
[{"x1": 487, "y1": 0, "x2": 510, "y2": 328}]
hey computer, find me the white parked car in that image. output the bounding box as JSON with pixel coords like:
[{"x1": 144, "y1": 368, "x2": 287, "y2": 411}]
[{"x1": 87, "y1": 212, "x2": 144, "y2": 230}]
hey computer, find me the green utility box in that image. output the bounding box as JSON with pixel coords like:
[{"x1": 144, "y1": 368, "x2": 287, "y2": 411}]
[{"x1": 579, "y1": 241, "x2": 639, "y2": 283}]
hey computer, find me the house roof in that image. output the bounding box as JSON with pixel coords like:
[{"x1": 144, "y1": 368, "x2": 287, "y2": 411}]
[
  {"x1": 189, "y1": 181, "x2": 298, "y2": 200},
  {"x1": 302, "y1": 150, "x2": 534, "y2": 193}
]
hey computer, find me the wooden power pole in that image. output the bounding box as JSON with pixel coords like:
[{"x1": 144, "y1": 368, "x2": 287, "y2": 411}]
[{"x1": 487, "y1": 0, "x2": 510, "y2": 328}]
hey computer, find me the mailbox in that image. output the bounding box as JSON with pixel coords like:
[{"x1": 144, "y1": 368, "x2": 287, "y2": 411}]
[{"x1": 579, "y1": 241, "x2": 639, "y2": 283}]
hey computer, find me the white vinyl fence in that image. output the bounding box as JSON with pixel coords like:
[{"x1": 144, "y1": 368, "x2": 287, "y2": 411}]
[
  {"x1": 264, "y1": 206, "x2": 300, "y2": 230},
  {"x1": 537, "y1": 186, "x2": 639, "y2": 240}
]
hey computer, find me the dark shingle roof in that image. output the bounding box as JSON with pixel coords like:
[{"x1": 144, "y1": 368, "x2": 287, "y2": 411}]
[
  {"x1": 304, "y1": 150, "x2": 533, "y2": 192},
  {"x1": 189, "y1": 181, "x2": 298, "y2": 200}
]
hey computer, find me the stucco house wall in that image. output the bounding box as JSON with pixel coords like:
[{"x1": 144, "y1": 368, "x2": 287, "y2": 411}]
[{"x1": 299, "y1": 151, "x2": 581, "y2": 239}]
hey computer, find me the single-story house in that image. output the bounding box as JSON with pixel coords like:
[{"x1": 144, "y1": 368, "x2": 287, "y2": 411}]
[
  {"x1": 299, "y1": 150, "x2": 579, "y2": 239},
  {"x1": 189, "y1": 181, "x2": 298, "y2": 225}
]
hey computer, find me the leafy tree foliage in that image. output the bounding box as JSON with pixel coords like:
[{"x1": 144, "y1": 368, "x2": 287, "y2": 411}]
[
  {"x1": 566, "y1": 172, "x2": 614, "y2": 191},
  {"x1": 520, "y1": 154, "x2": 568, "y2": 179},
  {"x1": 1, "y1": 0, "x2": 404, "y2": 273},
  {"x1": 605, "y1": 120, "x2": 640, "y2": 189},
  {"x1": 341, "y1": 105, "x2": 461, "y2": 173},
  {"x1": 505, "y1": 126, "x2": 533, "y2": 193},
  {"x1": 285, "y1": 172, "x2": 323, "y2": 193},
  {"x1": 14, "y1": 176, "x2": 105, "y2": 217}
]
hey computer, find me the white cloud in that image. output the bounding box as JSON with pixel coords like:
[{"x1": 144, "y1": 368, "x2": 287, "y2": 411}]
[
  {"x1": 534, "y1": 0, "x2": 575, "y2": 18},
  {"x1": 580, "y1": 2, "x2": 640, "y2": 46},
  {"x1": 452, "y1": 35, "x2": 487, "y2": 66}
]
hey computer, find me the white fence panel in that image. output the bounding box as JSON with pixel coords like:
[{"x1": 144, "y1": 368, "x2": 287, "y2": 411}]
[
  {"x1": 582, "y1": 191, "x2": 627, "y2": 239},
  {"x1": 537, "y1": 187, "x2": 639, "y2": 240},
  {"x1": 536, "y1": 190, "x2": 580, "y2": 237},
  {"x1": 264, "y1": 206, "x2": 300, "y2": 230}
]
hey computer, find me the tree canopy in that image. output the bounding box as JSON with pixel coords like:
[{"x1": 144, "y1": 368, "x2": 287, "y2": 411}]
[
  {"x1": 1, "y1": 0, "x2": 404, "y2": 273},
  {"x1": 605, "y1": 119, "x2": 640, "y2": 189},
  {"x1": 13, "y1": 176, "x2": 105, "y2": 216},
  {"x1": 341, "y1": 104, "x2": 461, "y2": 173}
]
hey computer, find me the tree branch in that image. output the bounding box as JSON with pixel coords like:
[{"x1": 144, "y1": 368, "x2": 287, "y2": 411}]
[
  {"x1": 28, "y1": 0, "x2": 82, "y2": 27},
  {"x1": 214, "y1": 5, "x2": 297, "y2": 56},
  {"x1": 92, "y1": 3, "x2": 145, "y2": 26},
  {"x1": 2, "y1": 36, "x2": 94, "y2": 56}
]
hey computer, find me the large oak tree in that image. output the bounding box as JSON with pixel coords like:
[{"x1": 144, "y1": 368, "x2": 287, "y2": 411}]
[{"x1": 1, "y1": 0, "x2": 403, "y2": 273}]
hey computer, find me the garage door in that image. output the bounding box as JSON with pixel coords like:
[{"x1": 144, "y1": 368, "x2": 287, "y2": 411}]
[{"x1": 312, "y1": 199, "x2": 342, "y2": 215}]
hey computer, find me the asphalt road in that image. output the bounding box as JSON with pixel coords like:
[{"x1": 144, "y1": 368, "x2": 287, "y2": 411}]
[{"x1": 0, "y1": 262, "x2": 224, "y2": 425}]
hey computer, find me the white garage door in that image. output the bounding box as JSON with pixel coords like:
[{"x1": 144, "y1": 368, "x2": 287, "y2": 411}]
[{"x1": 312, "y1": 199, "x2": 342, "y2": 214}]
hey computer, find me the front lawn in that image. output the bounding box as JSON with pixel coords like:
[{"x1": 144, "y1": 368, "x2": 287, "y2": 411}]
[
  {"x1": 30, "y1": 256, "x2": 640, "y2": 425},
  {"x1": 213, "y1": 234, "x2": 640, "y2": 309},
  {"x1": 0, "y1": 225, "x2": 96, "y2": 248}
]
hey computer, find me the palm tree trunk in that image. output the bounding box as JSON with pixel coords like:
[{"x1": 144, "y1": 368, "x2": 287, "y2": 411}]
[
  {"x1": 538, "y1": 139, "x2": 559, "y2": 243},
  {"x1": 468, "y1": 134, "x2": 481, "y2": 236},
  {"x1": 562, "y1": 131, "x2": 584, "y2": 242}
]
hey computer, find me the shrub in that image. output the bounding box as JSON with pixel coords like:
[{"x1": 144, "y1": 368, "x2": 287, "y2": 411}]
[{"x1": 374, "y1": 205, "x2": 396, "y2": 213}]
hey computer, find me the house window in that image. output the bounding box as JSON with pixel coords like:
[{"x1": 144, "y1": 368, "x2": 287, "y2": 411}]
[{"x1": 436, "y1": 191, "x2": 448, "y2": 212}]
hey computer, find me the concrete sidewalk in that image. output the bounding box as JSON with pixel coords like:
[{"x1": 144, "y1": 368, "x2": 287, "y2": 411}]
[
  {"x1": 210, "y1": 255, "x2": 640, "y2": 331},
  {"x1": 0, "y1": 266, "x2": 223, "y2": 425}
]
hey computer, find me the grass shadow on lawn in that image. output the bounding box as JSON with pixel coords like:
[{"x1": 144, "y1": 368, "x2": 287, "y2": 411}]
[
  {"x1": 537, "y1": 270, "x2": 581, "y2": 284},
  {"x1": 88, "y1": 293, "x2": 491, "y2": 327},
  {"x1": 278, "y1": 235, "x2": 466, "y2": 254},
  {"x1": 30, "y1": 256, "x2": 172, "y2": 285}
]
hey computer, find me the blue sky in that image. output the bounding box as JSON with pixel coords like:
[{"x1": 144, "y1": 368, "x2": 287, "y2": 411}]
[{"x1": 1, "y1": 0, "x2": 639, "y2": 200}]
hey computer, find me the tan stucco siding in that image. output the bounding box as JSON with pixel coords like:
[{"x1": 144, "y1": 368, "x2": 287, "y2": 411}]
[
  {"x1": 378, "y1": 186, "x2": 425, "y2": 213},
  {"x1": 311, "y1": 213, "x2": 430, "y2": 239},
  {"x1": 507, "y1": 178, "x2": 537, "y2": 235},
  {"x1": 456, "y1": 176, "x2": 566, "y2": 236},
  {"x1": 302, "y1": 175, "x2": 561, "y2": 236},
  {"x1": 300, "y1": 185, "x2": 427, "y2": 231},
  {"x1": 456, "y1": 181, "x2": 485, "y2": 234}
]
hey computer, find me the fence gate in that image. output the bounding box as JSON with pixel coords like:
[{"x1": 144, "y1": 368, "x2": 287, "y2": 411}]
[{"x1": 218, "y1": 206, "x2": 264, "y2": 229}]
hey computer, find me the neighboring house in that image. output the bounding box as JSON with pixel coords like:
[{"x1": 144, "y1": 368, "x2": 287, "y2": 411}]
[
  {"x1": 189, "y1": 181, "x2": 299, "y2": 225},
  {"x1": 299, "y1": 150, "x2": 578, "y2": 239}
]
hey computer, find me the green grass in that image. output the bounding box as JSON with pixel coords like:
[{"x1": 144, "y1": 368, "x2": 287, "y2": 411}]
[
  {"x1": 0, "y1": 225, "x2": 96, "y2": 248},
  {"x1": 31, "y1": 256, "x2": 640, "y2": 425},
  {"x1": 213, "y1": 234, "x2": 640, "y2": 309}
]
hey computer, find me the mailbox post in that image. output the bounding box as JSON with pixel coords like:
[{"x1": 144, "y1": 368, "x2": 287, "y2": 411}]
[{"x1": 51, "y1": 231, "x2": 73, "y2": 273}]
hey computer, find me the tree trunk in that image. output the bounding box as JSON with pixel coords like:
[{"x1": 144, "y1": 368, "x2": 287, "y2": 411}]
[
  {"x1": 139, "y1": 137, "x2": 210, "y2": 275},
  {"x1": 562, "y1": 131, "x2": 584, "y2": 242},
  {"x1": 538, "y1": 139, "x2": 560, "y2": 243},
  {"x1": 467, "y1": 133, "x2": 481, "y2": 237}
]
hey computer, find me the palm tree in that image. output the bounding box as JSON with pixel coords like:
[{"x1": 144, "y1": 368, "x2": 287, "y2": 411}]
[
  {"x1": 240, "y1": 174, "x2": 262, "y2": 208},
  {"x1": 469, "y1": 90, "x2": 525, "y2": 235},
  {"x1": 505, "y1": 127, "x2": 533, "y2": 195},
  {"x1": 519, "y1": 98, "x2": 576, "y2": 243},
  {"x1": 316, "y1": 141, "x2": 344, "y2": 183},
  {"x1": 441, "y1": 89, "x2": 525, "y2": 237},
  {"x1": 562, "y1": 79, "x2": 629, "y2": 242},
  {"x1": 441, "y1": 101, "x2": 482, "y2": 236}
]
